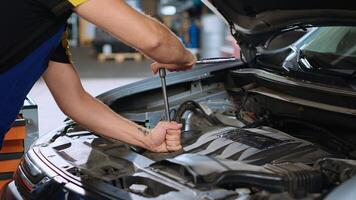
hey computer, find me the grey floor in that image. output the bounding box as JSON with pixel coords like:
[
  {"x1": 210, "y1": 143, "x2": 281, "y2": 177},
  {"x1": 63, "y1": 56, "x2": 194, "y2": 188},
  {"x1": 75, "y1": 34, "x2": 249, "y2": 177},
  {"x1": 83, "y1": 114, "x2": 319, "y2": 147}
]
[{"x1": 28, "y1": 47, "x2": 153, "y2": 134}]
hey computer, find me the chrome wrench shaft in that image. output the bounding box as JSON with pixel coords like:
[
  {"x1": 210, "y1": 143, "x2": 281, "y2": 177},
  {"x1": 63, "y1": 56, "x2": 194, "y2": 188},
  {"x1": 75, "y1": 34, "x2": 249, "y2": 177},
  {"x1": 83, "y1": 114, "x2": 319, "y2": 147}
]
[{"x1": 159, "y1": 68, "x2": 171, "y2": 122}]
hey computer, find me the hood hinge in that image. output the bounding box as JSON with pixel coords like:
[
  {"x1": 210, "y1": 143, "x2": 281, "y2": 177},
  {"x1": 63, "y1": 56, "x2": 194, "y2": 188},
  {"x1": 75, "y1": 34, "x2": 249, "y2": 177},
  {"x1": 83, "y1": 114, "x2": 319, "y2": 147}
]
[{"x1": 230, "y1": 25, "x2": 257, "y2": 65}]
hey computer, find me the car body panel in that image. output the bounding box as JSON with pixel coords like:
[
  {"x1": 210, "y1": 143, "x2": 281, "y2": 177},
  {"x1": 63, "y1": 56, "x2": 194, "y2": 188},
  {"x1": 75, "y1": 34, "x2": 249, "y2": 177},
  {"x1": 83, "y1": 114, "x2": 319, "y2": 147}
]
[
  {"x1": 203, "y1": 0, "x2": 356, "y2": 46},
  {"x1": 97, "y1": 59, "x2": 241, "y2": 105}
]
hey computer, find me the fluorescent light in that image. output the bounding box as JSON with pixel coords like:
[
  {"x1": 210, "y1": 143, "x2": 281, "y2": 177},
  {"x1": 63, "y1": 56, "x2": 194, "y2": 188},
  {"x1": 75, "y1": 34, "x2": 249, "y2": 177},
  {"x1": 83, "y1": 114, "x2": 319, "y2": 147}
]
[{"x1": 161, "y1": 6, "x2": 177, "y2": 15}]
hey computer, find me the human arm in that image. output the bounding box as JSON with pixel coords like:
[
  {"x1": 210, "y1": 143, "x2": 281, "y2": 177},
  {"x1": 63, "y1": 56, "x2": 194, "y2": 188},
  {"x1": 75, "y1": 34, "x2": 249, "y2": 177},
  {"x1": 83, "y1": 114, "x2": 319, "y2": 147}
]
[
  {"x1": 43, "y1": 61, "x2": 182, "y2": 152},
  {"x1": 73, "y1": 0, "x2": 196, "y2": 73}
]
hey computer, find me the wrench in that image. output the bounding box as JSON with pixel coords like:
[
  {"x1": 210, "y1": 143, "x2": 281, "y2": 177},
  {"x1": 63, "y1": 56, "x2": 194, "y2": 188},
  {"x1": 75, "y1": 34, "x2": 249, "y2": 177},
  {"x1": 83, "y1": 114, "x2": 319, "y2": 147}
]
[{"x1": 159, "y1": 68, "x2": 171, "y2": 122}]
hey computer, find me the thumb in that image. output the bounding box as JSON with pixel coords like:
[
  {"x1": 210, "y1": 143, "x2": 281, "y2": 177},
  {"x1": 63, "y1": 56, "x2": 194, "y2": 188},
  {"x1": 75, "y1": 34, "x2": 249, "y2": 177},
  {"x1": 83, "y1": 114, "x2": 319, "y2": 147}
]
[
  {"x1": 150, "y1": 62, "x2": 160, "y2": 74},
  {"x1": 166, "y1": 122, "x2": 183, "y2": 130}
]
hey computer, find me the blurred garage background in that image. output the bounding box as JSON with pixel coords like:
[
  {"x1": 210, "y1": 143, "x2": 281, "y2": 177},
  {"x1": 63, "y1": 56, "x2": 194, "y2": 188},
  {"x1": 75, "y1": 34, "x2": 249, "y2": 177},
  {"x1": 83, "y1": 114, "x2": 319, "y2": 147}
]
[{"x1": 28, "y1": 0, "x2": 240, "y2": 135}]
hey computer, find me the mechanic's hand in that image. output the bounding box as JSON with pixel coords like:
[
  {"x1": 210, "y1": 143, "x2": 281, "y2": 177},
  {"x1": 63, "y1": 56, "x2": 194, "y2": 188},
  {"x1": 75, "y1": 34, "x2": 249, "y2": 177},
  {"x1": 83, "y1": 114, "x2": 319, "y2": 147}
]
[
  {"x1": 150, "y1": 50, "x2": 197, "y2": 74},
  {"x1": 147, "y1": 121, "x2": 183, "y2": 152}
]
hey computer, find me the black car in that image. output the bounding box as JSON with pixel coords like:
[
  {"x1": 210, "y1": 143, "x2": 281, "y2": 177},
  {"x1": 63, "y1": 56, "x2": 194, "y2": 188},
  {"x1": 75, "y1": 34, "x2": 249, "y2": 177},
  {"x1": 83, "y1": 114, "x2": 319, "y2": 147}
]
[{"x1": 4, "y1": 0, "x2": 356, "y2": 199}]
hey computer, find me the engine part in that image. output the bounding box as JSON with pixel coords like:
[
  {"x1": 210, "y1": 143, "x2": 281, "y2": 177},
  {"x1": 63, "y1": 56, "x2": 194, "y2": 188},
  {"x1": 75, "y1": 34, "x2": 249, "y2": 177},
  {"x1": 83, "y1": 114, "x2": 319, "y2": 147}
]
[
  {"x1": 273, "y1": 118, "x2": 354, "y2": 157},
  {"x1": 151, "y1": 154, "x2": 324, "y2": 196},
  {"x1": 316, "y1": 158, "x2": 356, "y2": 183},
  {"x1": 182, "y1": 126, "x2": 333, "y2": 165},
  {"x1": 174, "y1": 100, "x2": 246, "y2": 128},
  {"x1": 174, "y1": 100, "x2": 220, "y2": 125}
]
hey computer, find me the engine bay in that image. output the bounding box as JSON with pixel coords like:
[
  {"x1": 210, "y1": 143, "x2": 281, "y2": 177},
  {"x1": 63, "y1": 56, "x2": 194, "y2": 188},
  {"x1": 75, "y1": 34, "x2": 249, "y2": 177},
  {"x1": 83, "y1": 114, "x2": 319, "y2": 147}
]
[{"x1": 33, "y1": 68, "x2": 356, "y2": 200}]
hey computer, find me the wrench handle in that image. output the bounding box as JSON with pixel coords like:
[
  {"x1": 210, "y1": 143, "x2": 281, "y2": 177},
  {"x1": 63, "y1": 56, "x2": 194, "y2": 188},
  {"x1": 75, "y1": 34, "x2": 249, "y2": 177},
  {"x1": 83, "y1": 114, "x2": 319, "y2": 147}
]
[{"x1": 159, "y1": 68, "x2": 171, "y2": 122}]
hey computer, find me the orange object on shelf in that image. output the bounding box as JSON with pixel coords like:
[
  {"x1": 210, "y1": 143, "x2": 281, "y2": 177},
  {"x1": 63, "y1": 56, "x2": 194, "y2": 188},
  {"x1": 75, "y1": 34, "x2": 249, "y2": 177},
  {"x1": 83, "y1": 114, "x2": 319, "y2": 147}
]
[
  {"x1": 0, "y1": 140, "x2": 24, "y2": 154},
  {"x1": 0, "y1": 159, "x2": 22, "y2": 174},
  {"x1": 0, "y1": 116, "x2": 26, "y2": 192},
  {"x1": 4, "y1": 119, "x2": 26, "y2": 141}
]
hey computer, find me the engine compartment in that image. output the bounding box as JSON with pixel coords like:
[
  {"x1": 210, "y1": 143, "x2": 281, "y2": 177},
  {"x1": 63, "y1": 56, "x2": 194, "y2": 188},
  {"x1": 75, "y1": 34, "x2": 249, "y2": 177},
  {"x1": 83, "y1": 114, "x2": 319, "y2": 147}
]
[{"x1": 33, "y1": 67, "x2": 356, "y2": 199}]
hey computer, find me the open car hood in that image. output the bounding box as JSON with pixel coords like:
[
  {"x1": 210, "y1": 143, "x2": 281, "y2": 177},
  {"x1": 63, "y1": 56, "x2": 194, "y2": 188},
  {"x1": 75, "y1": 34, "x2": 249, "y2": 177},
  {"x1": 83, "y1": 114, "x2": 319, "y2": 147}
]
[{"x1": 203, "y1": 0, "x2": 356, "y2": 60}]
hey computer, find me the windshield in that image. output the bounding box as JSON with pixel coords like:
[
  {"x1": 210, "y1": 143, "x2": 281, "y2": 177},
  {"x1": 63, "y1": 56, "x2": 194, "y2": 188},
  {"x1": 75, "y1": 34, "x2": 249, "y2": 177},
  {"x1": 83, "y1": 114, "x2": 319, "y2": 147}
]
[{"x1": 298, "y1": 27, "x2": 356, "y2": 74}]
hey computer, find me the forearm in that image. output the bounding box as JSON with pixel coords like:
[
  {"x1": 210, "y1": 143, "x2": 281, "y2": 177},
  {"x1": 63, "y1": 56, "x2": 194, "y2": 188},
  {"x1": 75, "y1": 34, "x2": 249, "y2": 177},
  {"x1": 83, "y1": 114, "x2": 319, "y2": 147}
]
[
  {"x1": 64, "y1": 91, "x2": 153, "y2": 149},
  {"x1": 138, "y1": 21, "x2": 193, "y2": 64},
  {"x1": 44, "y1": 62, "x2": 152, "y2": 149},
  {"x1": 75, "y1": 0, "x2": 193, "y2": 64}
]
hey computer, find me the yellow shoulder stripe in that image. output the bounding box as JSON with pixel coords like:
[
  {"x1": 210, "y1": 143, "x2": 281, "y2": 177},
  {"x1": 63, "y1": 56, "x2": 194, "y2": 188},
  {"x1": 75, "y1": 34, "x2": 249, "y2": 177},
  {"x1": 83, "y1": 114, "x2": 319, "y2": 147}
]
[{"x1": 67, "y1": 0, "x2": 88, "y2": 7}]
